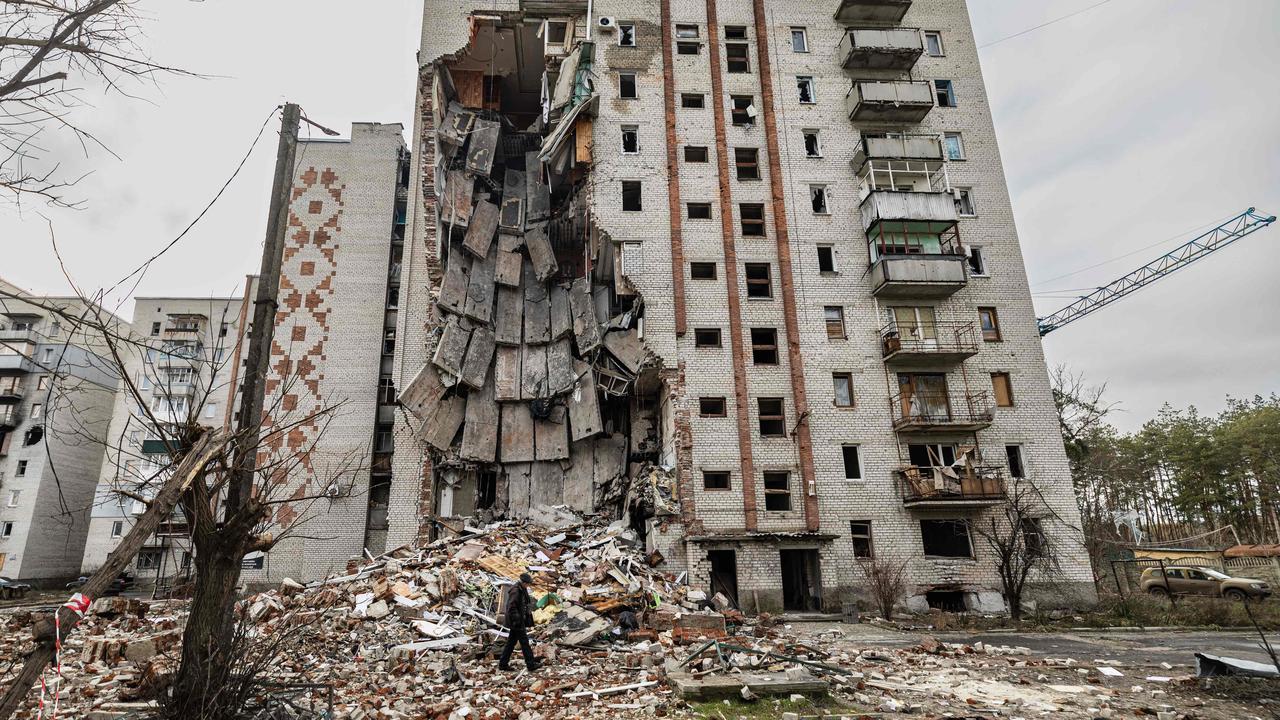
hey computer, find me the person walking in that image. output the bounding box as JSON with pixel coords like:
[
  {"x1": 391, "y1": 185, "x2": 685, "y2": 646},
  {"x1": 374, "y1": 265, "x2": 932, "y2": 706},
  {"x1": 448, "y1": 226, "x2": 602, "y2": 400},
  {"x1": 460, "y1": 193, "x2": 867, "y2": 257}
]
[{"x1": 498, "y1": 572, "x2": 540, "y2": 671}]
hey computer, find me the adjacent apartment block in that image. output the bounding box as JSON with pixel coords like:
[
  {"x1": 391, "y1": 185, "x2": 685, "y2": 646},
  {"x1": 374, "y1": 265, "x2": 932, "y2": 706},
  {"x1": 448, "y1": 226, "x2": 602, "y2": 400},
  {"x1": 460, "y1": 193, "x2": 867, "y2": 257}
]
[
  {"x1": 0, "y1": 278, "x2": 123, "y2": 582},
  {"x1": 395, "y1": 0, "x2": 1096, "y2": 614}
]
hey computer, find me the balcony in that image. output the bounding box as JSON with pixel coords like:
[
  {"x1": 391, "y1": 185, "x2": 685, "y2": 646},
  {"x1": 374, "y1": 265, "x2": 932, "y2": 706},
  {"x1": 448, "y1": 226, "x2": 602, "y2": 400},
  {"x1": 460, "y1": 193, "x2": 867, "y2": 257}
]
[
  {"x1": 839, "y1": 28, "x2": 923, "y2": 71},
  {"x1": 0, "y1": 383, "x2": 22, "y2": 403},
  {"x1": 0, "y1": 328, "x2": 38, "y2": 344},
  {"x1": 845, "y1": 81, "x2": 934, "y2": 124},
  {"x1": 859, "y1": 190, "x2": 956, "y2": 235},
  {"x1": 890, "y1": 389, "x2": 993, "y2": 433},
  {"x1": 854, "y1": 134, "x2": 944, "y2": 168},
  {"x1": 881, "y1": 321, "x2": 979, "y2": 366},
  {"x1": 834, "y1": 0, "x2": 912, "y2": 24},
  {"x1": 0, "y1": 407, "x2": 22, "y2": 430},
  {"x1": 899, "y1": 465, "x2": 1006, "y2": 508}
]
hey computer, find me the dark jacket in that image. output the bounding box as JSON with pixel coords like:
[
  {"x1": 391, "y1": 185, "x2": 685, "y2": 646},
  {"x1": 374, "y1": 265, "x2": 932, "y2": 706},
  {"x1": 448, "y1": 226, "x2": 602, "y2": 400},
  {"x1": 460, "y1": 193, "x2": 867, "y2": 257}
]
[{"x1": 503, "y1": 583, "x2": 535, "y2": 628}]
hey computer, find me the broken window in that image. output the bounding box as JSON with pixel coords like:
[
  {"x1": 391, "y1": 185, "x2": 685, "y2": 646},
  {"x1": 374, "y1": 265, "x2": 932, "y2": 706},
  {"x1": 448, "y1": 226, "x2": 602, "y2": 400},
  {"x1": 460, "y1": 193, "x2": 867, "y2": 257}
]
[
  {"x1": 23, "y1": 426, "x2": 42, "y2": 446},
  {"x1": 824, "y1": 306, "x2": 845, "y2": 339},
  {"x1": 1006, "y1": 445, "x2": 1026, "y2": 478},
  {"x1": 137, "y1": 549, "x2": 162, "y2": 570},
  {"x1": 725, "y1": 26, "x2": 747, "y2": 40},
  {"x1": 802, "y1": 130, "x2": 821, "y2": 157},
  {"x1": 150, "y1": 321, "x2": 161, "y2": 336},
  {"x1": 386, "y1": 285, "x2": 400, "y2": 309},
  {"x1": 383, "y1": 328, "x2": 396, "y2": 356},
  {"x1": 810, "y1": 184, "x2": 829, "y2": 214},
  {"x1": 694, "y1": 328, "x2": 722, "y2": 348},
  {"x1": 842, "y1": 445, "x2": 862, "y2": 480},
  {"x1": 955, "y1": 187, "x2": 976, "y2": 216},
  {"x1": 677, "y1": 41, "x2": 700, "y2": 54},
  {"x1": 992, "y1": 372, "x2": 1014, "y2": 407},
  {"x1": 618, "y1": 22, "x2": 636, "y2": 47},
  {"x1": 934, "y1": 79, "x2": 956, "y2": 107},
  {"x1": 378, "y1": 377, "x2": 396, "y2": 405},
  {"x1": 908, "y1": 443, "x2": 956, "y2": 468},
  {"x1": 832, "y1": 373, "x2": 854, "y2": 408},
  {"x1": 757, "y1": 398, "x2": 786, "y2": 437},
  {"x1": 375, "y1": 424, "x2": 394, "y2": 453},
  {"x1": 703, "y1": 470, "x2": 731, "y2": 490},
  {"x1": 699, "y1": 396, "x2": 727, "y2": 417},
  {"x1": 622, "y1": 180, "x2": 643, "y2": 211},
  {"x1": 817, "y1": 245, "x2": 836, "y2": 273},
  {"x1": 621, "y1": 125, "x2": 639, "y2": 153},
  {"x1": 367, "y1": 479, "x2": 391, "y2": 531},
  {"x1": 924, "y1": 31, "x2": 944, "y2": 57},
  {"x1": 750, "y1": 328, "x2": 778, "y2": 365},
  {"x1": 619, "y1": 72, "x2": 638, "y2": 99},
  {"x1": 1023, "y1": 518, "x2": 1046, "y2": 557},
  {"x1": 546, "y1": 21, "x2": 568, "y2": 45},
  {"x1": 15, "y1": 460, "x2": 27, "y2": 477},
  {"x1": 921, "y1": 519, "x2": 972, "y2": 558},
  {"x1": 737, "y1": 205, "x2": 764, "y2": 237},
  {"x1": 967, "y1": 246, "x2": 987, "y2": 276},
  {"x1": 850, "y1": 521, "x2": 873, "y2": 557},
  {"x1": 726, "y1": 42, "x2": 750, "y2": 73},
  {"x1": 482, "y1": 75, "x2": 502, "y2": 107},
  {"x1": 978, "y1": 307, "x2": 1000, "y2": 341},
  {"x1": 927, "y1": 590, "x2": 966, "y2": 612},
  {"x1": 687, "y1": 202, "x2": 712, "y2": 220},
  {"x1": 763, "y1": 471, "x2": 791, "y2": 510},
  {"x1": 681, "y1": 93, "x2": 705, "y2": 108},
  {"x1": 690, "y1": 262, "x2": 717, "y2": 280},
  {"x1": 734, "y1": 148, "x2": 759, "y2": 180},
  {"x1": 745, "y1": 263, "x2": 772, "y2": 298},
  {"x1": 797, "y1": 76, "x2": 815, "y2": 104},
  {"x1": 676, "y1": 24, "x2": 699, "y2": 39},
  {"x1": 730, "y1": 96, "x2": 754, "y2": 126},
  {"x1": 684, "y1": 145, "x2": 709, "y2": 162},
  {"x1": 791, "y1": 27, "x2": 808, "y2": 53}
]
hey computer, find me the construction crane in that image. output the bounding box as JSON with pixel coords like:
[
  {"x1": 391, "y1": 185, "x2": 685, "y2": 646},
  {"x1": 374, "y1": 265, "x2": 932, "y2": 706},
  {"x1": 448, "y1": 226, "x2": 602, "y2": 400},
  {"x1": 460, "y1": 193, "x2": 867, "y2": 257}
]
[{"x1": 1036, "y1": 207, "x2": 1277, "y2": 336}]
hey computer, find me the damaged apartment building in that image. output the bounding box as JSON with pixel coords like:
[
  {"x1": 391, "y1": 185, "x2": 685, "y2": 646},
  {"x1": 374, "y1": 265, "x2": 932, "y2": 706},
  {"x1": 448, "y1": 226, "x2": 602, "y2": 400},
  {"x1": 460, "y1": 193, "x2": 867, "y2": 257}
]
[{"x1": 392, "y1": 0, "x2": 1097, "y2": 616}]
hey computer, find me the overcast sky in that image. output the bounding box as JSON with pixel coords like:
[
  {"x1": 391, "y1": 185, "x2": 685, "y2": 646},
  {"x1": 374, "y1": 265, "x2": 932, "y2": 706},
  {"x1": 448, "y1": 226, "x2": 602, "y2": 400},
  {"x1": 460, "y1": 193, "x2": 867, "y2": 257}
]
[{"x1": 2, "y1": 0, "x2": 1277, "y2": 431}]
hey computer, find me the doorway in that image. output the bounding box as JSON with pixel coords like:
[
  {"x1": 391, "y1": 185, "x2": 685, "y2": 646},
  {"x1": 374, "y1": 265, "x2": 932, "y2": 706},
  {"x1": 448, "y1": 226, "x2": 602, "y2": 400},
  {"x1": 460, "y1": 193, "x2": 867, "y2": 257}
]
[
  {"x1": 780, "y1": 549, "x2": 822, "y2": 612},
  {"x1": 708, "y1": 550, "x2": 739, "y2": 609}
]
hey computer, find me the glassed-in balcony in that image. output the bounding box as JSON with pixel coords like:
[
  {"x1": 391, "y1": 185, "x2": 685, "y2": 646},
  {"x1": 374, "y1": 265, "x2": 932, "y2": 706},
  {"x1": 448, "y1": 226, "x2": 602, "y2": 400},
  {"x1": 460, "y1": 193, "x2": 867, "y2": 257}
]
[
  {"x1": 839, "y1": 28, "x2": 923, "y2": 71},
  {"x1": 0, "y1": 342, "x2": 36, "y2": 373},
  {"x1": 853, "y1": 133, "x2": 944, "y2": 167},
  {"x1": 834, "y1": 0, "x2": 912, "y2": 24},
  {"x1": 845, "y1": 81, "x2": 934, "y2": 124},
  {"x1": 899, "y1": 464, "x2": 1006, "y2": 508}
]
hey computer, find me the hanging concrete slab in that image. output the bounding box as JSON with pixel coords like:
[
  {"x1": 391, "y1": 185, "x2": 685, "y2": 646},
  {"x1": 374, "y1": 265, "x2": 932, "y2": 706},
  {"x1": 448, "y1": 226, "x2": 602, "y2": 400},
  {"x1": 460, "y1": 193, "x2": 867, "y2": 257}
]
[
  {"x1": 493, "y1": 345, "x2": 522, "y2": 401},
  {"x1": 567, "y1": 361, "x2": 603, "y2": 442},
  {"x1": 459, "y1": 326, "x2": 495, "y2": 389},
  {"x1": 462, "y1": 200, "x2": 500, "y2": 258},
  {"x1": 460, "y1": 382, "x2": 499, "y2": 463},
  {"x1": 525, "y1": 222, "x2": 558, "y2": 282},
  {"x1": 432, "y1": 317, "x2": 472, "y2": 379},
  {"x1": 466, "y1": 119, "x2": 500, "y2": 177},
  {"x1": 500, "y1": 405, "x2": 536, "y2": 463},
  {"x1": 549, "y1": 283, "x2": 572, "y2": 340},
  {"x1": 437, "y1": 249, "x2": 471, "y2": 316},
  {"x1": 569, "y1": 278, "x2": 602, "y2": 353}
]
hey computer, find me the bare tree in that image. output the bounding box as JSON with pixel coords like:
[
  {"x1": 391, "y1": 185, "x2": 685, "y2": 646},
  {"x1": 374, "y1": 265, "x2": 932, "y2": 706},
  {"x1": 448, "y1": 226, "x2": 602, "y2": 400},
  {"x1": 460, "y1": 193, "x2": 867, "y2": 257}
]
[
  {"x1": 970, "y1": 478, "x2": 1061, "y2": 622},
  {"x1": 857, "y1": 555, "x2": 909, "y2": 621}
]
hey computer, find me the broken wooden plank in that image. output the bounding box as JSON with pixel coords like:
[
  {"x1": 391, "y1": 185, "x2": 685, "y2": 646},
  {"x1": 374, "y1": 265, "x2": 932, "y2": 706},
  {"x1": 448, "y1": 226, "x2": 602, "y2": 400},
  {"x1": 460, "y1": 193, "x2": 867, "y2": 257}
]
[
  {"x1": 459, "y1": 382, "x2": 499, "y2": 463},
  {"x1": 466, "y1": 119, "x2": 500, "y2": 177},
  {"x1": 437, "y1": 249, "x2": 471, "y2": 316},
  {"x1": 525, "y1": 152, "x2": 551, "y2": 223},
  {"x1": 602, "y1": 329, "x2": 645, "y2": 375},
  {"x1": 569, "y1": 277, "x2": 602, "y2": 353},
  {"x1": 546, "y1": 337, "x2": 576, "y2": 396},
  {"x1": 530, "y1": 459, "x2": 565, "y2": 506},
  {"x1": 500, "y1": 405, "x2": 535, "y2": 463},
  {"x1": 432, "y1": 317, "x2": 472, "y2": 379},
  {"x1": 525, "y1": 222, "x2": 558, "y2": 281},
  {"x1": 463, "y1": 248, "x2": 495, "y2": 324},
  {"x1": 493, "y1": 284, "x2": 523, "y2": 346},
  {"x1": 462, "y1": 200, "x2": 500, "y2": 258},
  {"x1": 499, "y1": 170, "x2": 526, "y2": 234},
  {"x1": 494, "y1": 250, "x2": 521, "y2": 287},
  {"x1": 460, "y1": 326, "x2": 495, "y2": 390},
  {"x1": 422, "y1": 394, "x2": 466, "y2": 452},
  {"x1": 567, "y1": 361, "x2": 603, "y2": 442},
  {"x1": 522, "y1": 343, "x2": 549, "y2": 399},
  {"x1": 442, "y1": 169, "x2": 473, "y2": 228},
  {"x1": 549, "y1": 283, "x2": 572, "y2": 340},
  {"x1": 493, "y1": 345, "x2": 522, "y2": 402}
]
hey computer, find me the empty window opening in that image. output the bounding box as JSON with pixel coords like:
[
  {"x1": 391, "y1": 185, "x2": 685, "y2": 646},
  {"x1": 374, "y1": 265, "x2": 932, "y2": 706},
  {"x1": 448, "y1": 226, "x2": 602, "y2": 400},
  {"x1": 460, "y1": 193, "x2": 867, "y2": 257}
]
[
  {"x1": 780, "y1": 548, "x2": 822, "y2": 611},
  {"x1": 687, "y1": 202, "x2": 712, "y2": 219},
  {"x1": 817, "y1": 245, "x2": 836, "y2": 272},
  {"x1": 476, "y1": 471, "x2": 498, "y2": 510},
  {"x1": 810, "y1": 185, "x2": 829, "y2": 214},
  {"x1": 745, "y1": 263, "x2": 772, "y2": 298},
  {"x1": 726, "y1": 42, "x2": 750, "y2": 73},
  {"x1": 703, "y1": 471, "x2": 731, "y2": 490},
  {"x1": 708, "y1": 549, "x2": 740, "y2": 608},
  {"x1": 992, "y1": 372, "x2": 1014, "y2": 407},
  {"x1": 955, "y1": 187, "x2": 976, "y2": 216},
  {"x1": 16, "y1": 460, "x2": 28, "y2": 477},
  {"x1": 735, "y1": 148, "x2": 760, "y2": 180},
  {"x1": 690, "y1": 262, "x2": 717, "y2": 280},
  {"x1": 619, "y1": 72, "x2": 638, "y2": 99},
  {"x1": 842, "y1": 445, "x2": 862, "y2": 480},
  {"x1": 739, "y1": 203, "x2": 765, "y2": 236},
  {"x1": 684, "y1": 145, "x2": 709, "y2": 162},
  {"x1": 546, "y1": 21, "x2": 568, "y2": 44},
  {"x1": 699, "y1": 396, "x2": 727, "y2": 417},
  {"x1": 850, "y1": 522, "x2": 873, "y2": 558},
  {"x1": 791, "y1": 27, "x2": 808, "y2": 53},
  {"x1": 824, "y1": 306, "x2": 845, "y2": 339},
  {"x1": 621, "y1": 125, "x2": 639, "y2": 153},
  {"x1": 694, "y1": 328, "x2": 722, "y2": 347},
  {"x1": 731, "y1": 96, "x2": 755, "y2": 126},
  {"x1": 618, "y1": 22, "x2": 636, "y2": 46},
  {"x1": 967, "y1": 246, "x2": 987, "y2": 276},
  {"x1": 763, "y1": 471, "x2": 791, "y2": 511},
  {"x1": 622, "y1": 180, "x2": 643, "y2": 211},
  {"x1": 934, "y1": 79, "x2": 956, "y2": 107},
  {"x1": 924, "y1": 31, "x2": 944, "y2": 57},
  {"x1": 1006, "y1": 445, "x2": 1026, "y2": 478},
  {"x1": 908, "y1": 443, "x2": 956, "y2": 469},
  {"x1": 677, "y1": 41, "x2": 700, "y2": 55},
  {"x1": 921, "y1": 520, "x2": 973, "y2": 558},
  {"x1": 482, "y1": 75, "x2": 502, "y2": 106},
  {"x1": 797, "y1": 76, "x2": 815, "y2": 104},
  {"x1": 926, "y1": 590, "x2": 966, "y2": 612},
  {"x1": 1023, "y1": 518, "x2": 1046, "y2": 557},
  {"x1": 832, "y1": 373, "x2": 854, "y2": 408},
  {"x1": 367, "y1": 478, "x2": 391, "y2": 530},
  {"x1": 751, "y1": 328, "x2": 778, "y2": 365},
  {"x1": 681, "y1": 93, "x2": 705, "y2": 108},
  {"x1": 725, "y1": 25, "x2": 747, "y2": 40},
  {"x1": 803, "y1": 130, "x2": 821, "y2": 157},
  {"x1": 758, "y1": 398, "x2": 786, "y2": 437}
]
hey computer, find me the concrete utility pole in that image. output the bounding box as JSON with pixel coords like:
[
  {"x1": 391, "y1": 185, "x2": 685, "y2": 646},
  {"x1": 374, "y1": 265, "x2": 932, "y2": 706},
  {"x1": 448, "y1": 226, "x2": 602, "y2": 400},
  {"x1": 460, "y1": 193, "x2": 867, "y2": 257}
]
[{"x1": 228, "y1": 102, "x2": 300, "y2": 510}]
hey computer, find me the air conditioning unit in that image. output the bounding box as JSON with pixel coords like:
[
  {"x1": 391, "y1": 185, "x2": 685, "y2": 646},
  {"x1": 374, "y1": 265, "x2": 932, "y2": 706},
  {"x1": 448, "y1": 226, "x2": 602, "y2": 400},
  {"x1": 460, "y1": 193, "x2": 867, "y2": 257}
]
[{"x1": 597, "y1": 16, "x2": 617, "y2": 31}]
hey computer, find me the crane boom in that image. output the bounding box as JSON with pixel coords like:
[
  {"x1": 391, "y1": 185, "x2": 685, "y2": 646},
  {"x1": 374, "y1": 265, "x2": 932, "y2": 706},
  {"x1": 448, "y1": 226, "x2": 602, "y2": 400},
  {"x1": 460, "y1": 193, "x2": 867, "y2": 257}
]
[{"x1": 1037, "y1": 208, "x2": 1276, "y2": 336}]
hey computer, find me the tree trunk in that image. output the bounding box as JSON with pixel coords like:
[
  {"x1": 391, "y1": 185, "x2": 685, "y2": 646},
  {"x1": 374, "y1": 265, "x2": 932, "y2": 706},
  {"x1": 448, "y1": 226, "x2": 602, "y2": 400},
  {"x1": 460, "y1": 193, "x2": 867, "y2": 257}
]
[{"x1": 167, "y1": 532, "x2": 246, "y2": 717}]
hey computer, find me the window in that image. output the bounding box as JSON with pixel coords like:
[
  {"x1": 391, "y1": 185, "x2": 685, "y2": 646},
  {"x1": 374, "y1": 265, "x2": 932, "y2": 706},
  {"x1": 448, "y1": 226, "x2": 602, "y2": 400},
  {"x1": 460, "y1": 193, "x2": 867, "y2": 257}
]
[
  {"x1": 725, "y1": 25, "x2": 747, "y2": 40},
  {"x1": 137, "y1": 549, "x2": 162, "y2": 570},
  {"x1": 30, "y1": 403, "x2": 42, "y2": 420},
  {"x1": 6, "y1": 490, "x2": 18, "y2": 507},
  {"x1": 832, "y1": 373, "x2": 854, "y2": 408},
  {"x1": 757, "y1": 398, "x2": 785, "y2": 437},
  {"x1": 967, "y1": 246, "x2": 987, "y2": 276},
  {"x1": 763, "y1": 471, "x2": 790, "y2": 511},
  {"x1": 816, "y1": 246, "x2": 836, "y2": 273},
  {"x1": 978, "y1": 307, "x2": 1001, "y2": 341},
  {"x1": 750, "y1": 328, "x2": 778, "y2": 365},
  {"x1": 699, "y1": 397, "x2": 727, "y2": 417},
  {"x1": 1, "y1": 522, "x2": 12, "y2": 538},
  {"x1": 745, "y1": 263, "x2": 772, "y2": 298},
  {"x1": 677, "y1": 41, "x2": 700, "y2": 55},
  {"x1": 740, "y1": 203, "x2": 765, "y2": 236},
  {"x1": 687, "y1": 202, "x2": 712, "y2": 220},
  {"x1": 618, "y1": 22, "x2": 636, "y2": 46},
  {"x1": 681, "y1": 93, "x2": 705, "y2": 109},
  {"x1": 955, "y1": 187, "x2": 976, "y2": 216},
  {"x1": 694, "y1": 328, "x2": 722, "y2": 348},
  {"x1": 621, "y1": 125, "x2": 639, "y2": 153},
  {"x1": 690, "y1": 262, "x2": 717, "y2": 280},
  {"x1": 482, "y1": 75, "x2": 502, "y2": 105},
  {"x1": 703, "y1": 470, "x2": 730, "y2": 490},
  {"x1": 378, "y1": 377, "x2": 396, "y2": 405},
  {"x1": 684, "y1": 145, "x2": 709, "y2": 162},
  {"x1": 823, "y1": 306, "x2": 845, "y2": 339},
  {"x1": 220, "y1": 322, "x2": 229, "y2": 338},
  {"x1": 383, "y1": 328, "x2": 396, "y2": 355},
  {"x1": 386, "y1": 285, "x2": 400, "y2": 309},
  {"x1": 1006, "y1": 445, "x2": 1026, "y2": 479},
  {"x1": 150, "y1": 321, "x2": 161, "y2": 336},
  {"x1": 619, "y1": 72, "x2": 638, "y2": 99},
  {"x1": 992, "y1": 372, "x2": 1014, "y2": 407},
  {"x1": 726, "y1": 43, "x2": 750, "y2": 73},
  {"x1": 934, "y1": 79, "x2": 956, "y2": 107},
  {"x1": 622, "y1": 181, "x2": 643, "y2": 211},
  {"x1": 16, "y1": 460, "x2": 27, "y2": 477},
  {"x1": 802, "y1": 130, "x2": 821, "y2": 158},
  {"x1": 546, "y1": 20, "x2": 568, "y2": 44},
  {"x1": 791, "y1": 27, "x2": 808, "y2": 53},
  {"x1": 924, "y1": 31, "x2": 944, "y2": 57},
  {"x1": 734, "y1": 148, "x2": 759, "y2": 180},
  {"x1": 850, "y1": 522, "x2": 873, "y2": 558},
  {"x1": 110, "y1": 520, "x2": 124, "y2": 538},
  {"x1": 676, "y1": 24, "x2": 699, "y2": 39},
  {"x1": 943, "y1": 132, "x2": 965, "y2": 160},
  {"x1": 810, "y1": 185, "x2": 829, "y2": 214},
  {"x1": 1023, "y1": 518, "x2": 1046, "y2": 557},
  {"x1": 204, "y1": 403, "x2": 218, "y2": 420},
  {"x1": 796, "y1": 76, "x2": 815, "y2": 104},
  {"x1": 921, "y1": 519, "x2": 972, "y2": 558},
  {"x1": 730, "y1": 96, "x2": 754, "y2": 126},
  {"x1": 37, "y1": 376, "x2": 49, "y2": 391},
  {"x1": 42, "y1": 348, "x2": 54, "y2": 363},
  {"x1": 842, "y1": 445, "x2": 862, "y2": 480}
]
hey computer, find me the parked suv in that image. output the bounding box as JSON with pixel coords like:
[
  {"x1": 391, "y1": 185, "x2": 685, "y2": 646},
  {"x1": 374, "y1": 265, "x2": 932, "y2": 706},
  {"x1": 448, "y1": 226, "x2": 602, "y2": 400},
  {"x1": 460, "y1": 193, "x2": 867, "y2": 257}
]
[{"x1": 1140, "y1": 566, "x2": 1271, "y2": 601}]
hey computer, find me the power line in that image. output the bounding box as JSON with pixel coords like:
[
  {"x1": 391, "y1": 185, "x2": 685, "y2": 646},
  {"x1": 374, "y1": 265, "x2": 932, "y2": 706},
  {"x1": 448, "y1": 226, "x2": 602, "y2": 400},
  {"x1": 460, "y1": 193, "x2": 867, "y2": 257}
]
[{"x1": 978, "y1": 0, "x2": 1117, "y2": 50}]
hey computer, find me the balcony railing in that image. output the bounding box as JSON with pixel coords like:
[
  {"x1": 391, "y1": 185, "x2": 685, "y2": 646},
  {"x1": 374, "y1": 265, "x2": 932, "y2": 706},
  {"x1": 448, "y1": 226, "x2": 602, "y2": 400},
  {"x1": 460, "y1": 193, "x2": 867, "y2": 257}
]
[
  {"x1": 839, "y1": 28, "x2": 923, "y2": 71},
  {"x1": 834, "y1": 0, "x2": 912, "y2": 24},
  {"x1": 899, "y1": 464, "x2": 1006, "y2": 507},
  {"x1": 0, "y1": 407, "x2": 23, "y2": 429},
  {"x1": 0, "y1": 329, "x2": 38, "y2": 344},
  {"x1": 854, "y1": 134, "x2": 944, "y2": 169},
  {"x1": 846, "y1": 81, "x2": 934, "y2": 124},
  {"x1": 881, "y1": 321, "x2": 979, "y2": 365},
  {"x1": 890, "y1": 389, "x2": 993, "y2": 432},
  {"x1": 0, "y1": 380, "x2": 23, "y2": 403}
]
